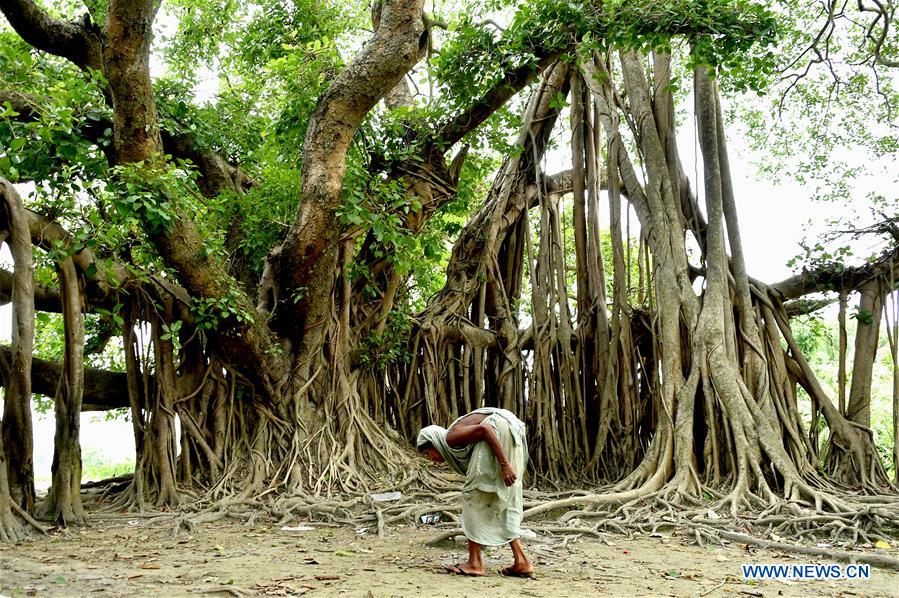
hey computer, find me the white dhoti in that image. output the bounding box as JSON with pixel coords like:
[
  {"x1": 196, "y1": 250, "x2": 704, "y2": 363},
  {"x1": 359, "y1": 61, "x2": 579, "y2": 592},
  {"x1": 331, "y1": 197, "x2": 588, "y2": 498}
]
[{"x1": 418, "y1": 408, "x2": 528, "y2": 546}]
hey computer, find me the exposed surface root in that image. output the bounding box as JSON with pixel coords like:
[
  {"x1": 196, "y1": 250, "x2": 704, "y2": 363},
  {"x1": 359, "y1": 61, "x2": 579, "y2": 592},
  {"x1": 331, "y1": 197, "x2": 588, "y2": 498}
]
[
  {"x1": 689, "y1": 525, "x2": 899, "y2": 571},
  {"x1": 81, "y1": 468, "x2": 899, "y2": 574},
  {"x1": 513, "y1": 483, "x2": 899, "y2": 564}
]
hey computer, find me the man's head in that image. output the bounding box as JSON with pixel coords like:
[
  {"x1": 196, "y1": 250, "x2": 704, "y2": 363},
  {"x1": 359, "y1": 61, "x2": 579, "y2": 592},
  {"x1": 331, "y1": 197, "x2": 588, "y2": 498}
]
[{"x1": 417, "y1": 441, "x2": 444, "y2": 463}]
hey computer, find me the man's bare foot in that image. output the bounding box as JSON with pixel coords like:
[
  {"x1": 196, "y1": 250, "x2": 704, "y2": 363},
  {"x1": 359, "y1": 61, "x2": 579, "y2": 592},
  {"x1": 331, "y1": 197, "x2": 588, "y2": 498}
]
[
  {"x1": 500, "y1": 563, "x2": 535, "y2": 578},
  {"x1": 445, "y1": 562, "x2": 484, "y2": 576}
]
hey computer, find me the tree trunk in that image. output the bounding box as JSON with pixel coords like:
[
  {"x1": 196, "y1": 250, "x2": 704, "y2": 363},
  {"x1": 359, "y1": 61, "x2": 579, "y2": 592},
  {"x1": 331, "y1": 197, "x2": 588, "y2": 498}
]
[
  {"x1": 1, "y1": 0, "x2": 897, "y2": 545},
  {"x1": 39, "y1": 257, "x2": 87, "y2": 526},
  {"x1": 884, "y1": 289, "x2": 898, "y2": 483},
  {"x1": 0, "y1": 434, "x2": 25, "y2": 542},
  {"x1": 0, "y1": 180, "x2": 35, "y2": 516},
  {"x1": 846, "y1": 279, "x2": 886, "y2": 427},
  {"x1": 149, "y1": 315, "x2": 180, "y2": 507},
  {"x1": 275, "y1": 0, "x2": 425, "y2": 345}
]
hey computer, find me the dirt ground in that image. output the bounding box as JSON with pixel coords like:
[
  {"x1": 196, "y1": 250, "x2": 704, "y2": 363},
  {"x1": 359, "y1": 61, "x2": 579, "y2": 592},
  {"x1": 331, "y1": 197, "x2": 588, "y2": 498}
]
[{"x1": 1, "y1": 515, "x2": 897, "y2": 597}]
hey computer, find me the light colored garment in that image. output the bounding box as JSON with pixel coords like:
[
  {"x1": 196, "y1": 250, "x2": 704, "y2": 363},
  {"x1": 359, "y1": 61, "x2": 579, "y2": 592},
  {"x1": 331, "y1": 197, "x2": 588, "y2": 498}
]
[{"x1": 417, "y1": 408, "x2": 528, "y2": 546}]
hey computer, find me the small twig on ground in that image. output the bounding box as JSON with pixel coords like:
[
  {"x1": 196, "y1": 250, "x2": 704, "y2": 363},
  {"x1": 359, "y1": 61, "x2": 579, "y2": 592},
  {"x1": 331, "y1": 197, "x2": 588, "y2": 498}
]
[
  {"x1": 197, "y1": 585, "x2": 255, "y2": 596},
  {"x1": 699, "y1": 581, "x2": 726, "y2": 596}
]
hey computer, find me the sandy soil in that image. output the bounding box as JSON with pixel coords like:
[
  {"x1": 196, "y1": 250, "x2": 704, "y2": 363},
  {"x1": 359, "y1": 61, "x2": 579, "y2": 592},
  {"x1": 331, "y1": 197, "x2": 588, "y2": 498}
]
[{"x1": 1, "y1": 516, "x2": 897, "y2": 597}]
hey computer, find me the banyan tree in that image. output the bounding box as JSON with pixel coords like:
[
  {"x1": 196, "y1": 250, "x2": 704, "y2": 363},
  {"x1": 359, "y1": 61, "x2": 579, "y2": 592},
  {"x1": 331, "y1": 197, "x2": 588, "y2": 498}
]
[{"x1": 0, "y1": 0, "x2": 897, "y2": 546}]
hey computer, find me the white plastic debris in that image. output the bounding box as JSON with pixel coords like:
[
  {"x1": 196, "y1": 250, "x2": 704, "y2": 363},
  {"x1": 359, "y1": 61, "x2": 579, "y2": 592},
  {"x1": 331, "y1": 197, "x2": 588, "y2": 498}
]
[
  {"x1": 280, "y1": 525, "x2": 315, "y2": 532},
  {"x1": 420, "y1": 514, "x2": 440, "y2": 524},
  {"x1": 520, "y1": 528, "x2": 538, "y2": 540},
  {"x1": 369, "y1": 491, "x2": 403, "y2": 502},
  {"x1": 706, "y1": 509, "x2": 720, "y2": 520}
]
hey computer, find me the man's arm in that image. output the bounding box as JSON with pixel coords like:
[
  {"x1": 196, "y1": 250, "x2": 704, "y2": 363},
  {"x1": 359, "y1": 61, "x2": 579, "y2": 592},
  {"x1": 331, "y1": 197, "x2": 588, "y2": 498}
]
[{"x1": 446, "y1": 418, "x2": 517, "y2": 486}]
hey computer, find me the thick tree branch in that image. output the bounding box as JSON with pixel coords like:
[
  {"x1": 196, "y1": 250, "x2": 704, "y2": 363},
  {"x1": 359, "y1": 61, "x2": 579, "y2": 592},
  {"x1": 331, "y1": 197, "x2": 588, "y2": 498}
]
[
  {"x1": 0, "y1": 89, "x2": 39, "y2": 120},
  {"x1": 3, "y1": 0, "x2": 276, "y2": 392},
  {"x1": 771, "y1": 245, "x2": 899, "y2": 299},
  {"x1": 0, "y1": 207, "x2": 198, "y2": 325},
  {"x1": 4, "y1": 0, "x2": 281, "y2": 394},
  {"x1": 438, "y1": 52, "x2": 563, "y2": 147},
  {"x1": 783, "y1": 297, "x2": 839, "y2": 317},
  {"x1": 0, "y1": 268, "x2": 60, "y2": 312},
  {"x1": 0, "y1": 345, "x2": 130, "y2": 410},
  {"x1": 79, "y1": 0, "x2": 286, "y2": 397},
  {"x1": 0, "y1": 0, "x2": 102, "y2": 70},
  {"x1": 1, "y1": 207, "x2": 126, "y2": 301},
  {"x1": 275, "y1": 0, "x2": 425, "y2": 339},
  {"x1": 544, "y1": 168, "x2": 575, "y2": 195},
  {"x1": 0, "y1": 88, "x2": 250, "y2": 200},
  {"x1": 160, "y1": 130, "x2": 253, "y2": 198}
]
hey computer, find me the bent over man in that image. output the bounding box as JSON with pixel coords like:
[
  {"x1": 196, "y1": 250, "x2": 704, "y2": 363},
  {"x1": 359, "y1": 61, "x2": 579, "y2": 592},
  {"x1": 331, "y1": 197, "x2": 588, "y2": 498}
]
[{"x1": 417, "y1": 407, "x2": 534, "y2": 577}]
